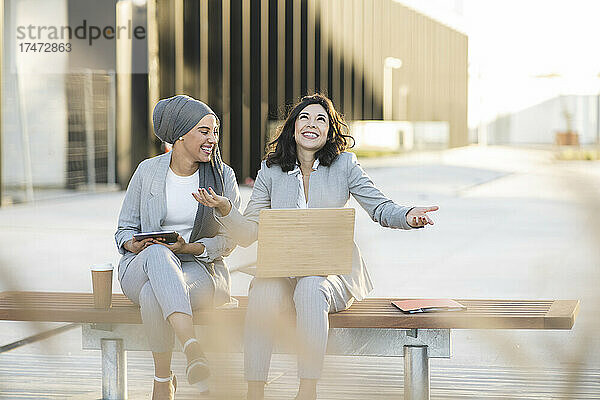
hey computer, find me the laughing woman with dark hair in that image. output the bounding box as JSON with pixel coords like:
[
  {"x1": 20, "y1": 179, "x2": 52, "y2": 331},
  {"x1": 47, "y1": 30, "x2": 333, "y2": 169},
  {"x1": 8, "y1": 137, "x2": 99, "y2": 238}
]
[
  {"x1": 264, "y1": 94, "x2": 354, "y2": 170},
  {"x1": 194, "y1": 93, "x2": 438, "y2": 400}
]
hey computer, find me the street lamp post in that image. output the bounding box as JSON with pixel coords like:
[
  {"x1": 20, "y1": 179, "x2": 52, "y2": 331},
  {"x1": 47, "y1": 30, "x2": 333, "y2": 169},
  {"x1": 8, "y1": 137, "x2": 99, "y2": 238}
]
[{"x1": 383, "y1": 57, "x2": 403, "y2": 120}]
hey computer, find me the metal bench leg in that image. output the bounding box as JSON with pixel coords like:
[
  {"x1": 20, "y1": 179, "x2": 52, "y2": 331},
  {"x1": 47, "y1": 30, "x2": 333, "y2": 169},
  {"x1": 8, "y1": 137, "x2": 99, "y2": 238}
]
[
  {"x1": 404, "y1": 345, "x2": 430, "y2": 400},
  {"x1": 101, "y1": 339, "x2": 127, "y2": 400}
]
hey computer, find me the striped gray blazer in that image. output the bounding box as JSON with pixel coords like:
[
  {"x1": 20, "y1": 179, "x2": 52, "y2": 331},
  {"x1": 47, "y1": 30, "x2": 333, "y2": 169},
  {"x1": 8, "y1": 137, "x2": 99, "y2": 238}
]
[
  {"x1": 216, "y1": 151, "x2": 414, "y2": 301},
  {"x1": 115, "y1": 151, "x2": 241, "y2": 306}
]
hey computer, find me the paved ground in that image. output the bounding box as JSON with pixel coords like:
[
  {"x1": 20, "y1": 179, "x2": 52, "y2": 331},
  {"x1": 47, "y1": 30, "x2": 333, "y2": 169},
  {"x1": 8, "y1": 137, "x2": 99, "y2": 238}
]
[
  {"x1": 1, "y1": 352, "x2": 599, "y2": 399},
  {"x1": 1, "y1": 145, "x2": 599, "y2": 398}
]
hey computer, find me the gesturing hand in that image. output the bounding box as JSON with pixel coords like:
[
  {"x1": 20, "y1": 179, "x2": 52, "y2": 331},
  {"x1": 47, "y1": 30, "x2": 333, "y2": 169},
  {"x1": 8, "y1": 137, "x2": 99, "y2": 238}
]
[
  {"x1": 192, "y1": 187, "x2": 232, "y2": 216},
  {"x1": 406, "y1": 206, "x2": 439, "y2": 228}
]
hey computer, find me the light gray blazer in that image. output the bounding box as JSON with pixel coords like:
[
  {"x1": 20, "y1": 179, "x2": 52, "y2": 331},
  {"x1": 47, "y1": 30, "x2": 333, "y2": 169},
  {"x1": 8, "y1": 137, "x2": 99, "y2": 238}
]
[
  {"x1": 216, "y1": 151, "x2": 414, "y2": 301},
  {"x1": 115, "y1": 151, "x2": 241, "y2": 306}
]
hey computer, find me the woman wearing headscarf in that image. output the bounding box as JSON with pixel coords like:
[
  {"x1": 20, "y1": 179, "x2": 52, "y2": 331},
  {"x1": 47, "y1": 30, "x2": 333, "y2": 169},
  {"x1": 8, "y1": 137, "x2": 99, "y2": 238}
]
[
  {"x1": 115, "y1": 95, "x2": 240, "y2": 400},
  {"x1": 194, "y1": 94, "x2": 438, "y2": 400}
]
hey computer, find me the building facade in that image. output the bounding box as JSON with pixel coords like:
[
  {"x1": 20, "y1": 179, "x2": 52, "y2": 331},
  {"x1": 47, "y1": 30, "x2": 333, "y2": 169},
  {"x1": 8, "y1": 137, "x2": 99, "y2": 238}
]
[
  {"x1": 137, "y1": 0, "x2": 468, "y2": 181},
  {"x1": 1, "y1": 0, "x2": 468, "y2": 203}
]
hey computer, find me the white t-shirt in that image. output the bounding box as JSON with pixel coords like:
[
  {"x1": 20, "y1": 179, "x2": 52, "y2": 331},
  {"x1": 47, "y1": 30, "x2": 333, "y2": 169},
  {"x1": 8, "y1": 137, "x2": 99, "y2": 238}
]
[{"x1": 161, "y1": 168, "x2": 199, "y2": 243}]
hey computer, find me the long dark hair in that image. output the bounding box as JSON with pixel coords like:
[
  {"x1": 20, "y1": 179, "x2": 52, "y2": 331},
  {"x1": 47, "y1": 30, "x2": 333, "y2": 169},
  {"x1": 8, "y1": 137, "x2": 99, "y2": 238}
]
[{"x1": 265, "y1": 93, "x2": 354, "y2": 171}]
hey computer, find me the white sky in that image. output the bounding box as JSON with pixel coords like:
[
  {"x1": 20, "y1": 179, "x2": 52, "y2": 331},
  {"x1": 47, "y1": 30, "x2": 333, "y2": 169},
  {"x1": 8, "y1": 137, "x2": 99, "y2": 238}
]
[{"x1": 400, "y1": 0, "x2": 600, "y2": 127}]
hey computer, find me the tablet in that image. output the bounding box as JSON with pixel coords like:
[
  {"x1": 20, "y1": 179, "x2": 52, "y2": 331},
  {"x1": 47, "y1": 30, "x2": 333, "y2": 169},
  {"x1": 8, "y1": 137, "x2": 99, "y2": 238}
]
[{"x1": 133, "y1": 231, "x2": 179, "y2": 244}]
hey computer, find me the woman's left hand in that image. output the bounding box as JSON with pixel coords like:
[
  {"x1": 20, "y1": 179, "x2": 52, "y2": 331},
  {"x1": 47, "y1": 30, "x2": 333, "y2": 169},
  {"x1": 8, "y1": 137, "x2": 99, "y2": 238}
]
[
  {"x1": 153, "y1": 234, "x2": 188, "y2": 253},
  {"x1": 406, "y1": 206, "x2": 439, "y2": 228},
  {"x1": 193, "y1": 187, "x2": 232, "y2": 216}
]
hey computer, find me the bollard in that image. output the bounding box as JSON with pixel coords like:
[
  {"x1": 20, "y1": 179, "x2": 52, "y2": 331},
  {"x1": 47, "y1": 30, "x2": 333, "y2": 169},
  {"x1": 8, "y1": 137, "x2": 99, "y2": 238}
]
[
  {"x1": 101, "y1": 339, "x2": 127, "y2": 399},
  {"x1": 404, "y1": 345, "x2": 429, "y2": 400}
]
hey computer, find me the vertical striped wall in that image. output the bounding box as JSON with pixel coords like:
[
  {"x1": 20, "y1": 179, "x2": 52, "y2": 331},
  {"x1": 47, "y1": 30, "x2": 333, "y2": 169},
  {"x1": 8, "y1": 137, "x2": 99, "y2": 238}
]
[{"x1": 151, "y1": 0, "x2": 468, "y2": 180}]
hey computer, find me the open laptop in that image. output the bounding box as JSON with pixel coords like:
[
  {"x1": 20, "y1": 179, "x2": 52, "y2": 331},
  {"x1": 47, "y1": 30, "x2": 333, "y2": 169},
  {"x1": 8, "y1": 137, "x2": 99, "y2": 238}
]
[{"x1": 256, "y1": 208, "x2": 355, "y2": 278}]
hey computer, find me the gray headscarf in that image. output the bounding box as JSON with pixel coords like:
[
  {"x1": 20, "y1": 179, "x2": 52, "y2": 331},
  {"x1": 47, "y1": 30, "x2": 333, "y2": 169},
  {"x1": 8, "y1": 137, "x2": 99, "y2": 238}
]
[
  {"x1": 153, "y1": 94, "x2": 217, "y2": 144},
  {"x1": 152, "y1": 95, "x2": 225, "y2": 244}
]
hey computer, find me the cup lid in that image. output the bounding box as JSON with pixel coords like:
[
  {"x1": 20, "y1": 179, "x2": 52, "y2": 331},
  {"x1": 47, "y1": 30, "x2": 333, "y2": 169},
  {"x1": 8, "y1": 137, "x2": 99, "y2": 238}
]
[{"x1": 91, "y1": 263, "x2": 114, "y2": 271}]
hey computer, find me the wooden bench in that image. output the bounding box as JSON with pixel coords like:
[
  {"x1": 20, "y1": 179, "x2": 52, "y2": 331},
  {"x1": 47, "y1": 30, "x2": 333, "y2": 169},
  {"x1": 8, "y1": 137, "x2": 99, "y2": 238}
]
[{"x1": 0, "y1": 291, "x2": 579, "y2": 400}]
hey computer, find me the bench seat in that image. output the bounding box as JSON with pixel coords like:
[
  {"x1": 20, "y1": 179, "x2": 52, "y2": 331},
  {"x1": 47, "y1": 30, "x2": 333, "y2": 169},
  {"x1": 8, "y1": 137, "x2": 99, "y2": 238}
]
[
  {"x1": 0, "y1": 291, "x2": 579, "y2": 330},
  {"x1": 0, "y1": 291, "x2": 580, "y2": 400}
]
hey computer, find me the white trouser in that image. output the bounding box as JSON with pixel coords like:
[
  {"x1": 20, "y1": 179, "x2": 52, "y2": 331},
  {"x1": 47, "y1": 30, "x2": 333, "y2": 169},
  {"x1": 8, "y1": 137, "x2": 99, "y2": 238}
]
[
  {"x1": 244, "y1": 275, "x2": 354, "y2": 381},
  {"x1": 119, "y1": 244, "x2": 215, "y2": 353}
]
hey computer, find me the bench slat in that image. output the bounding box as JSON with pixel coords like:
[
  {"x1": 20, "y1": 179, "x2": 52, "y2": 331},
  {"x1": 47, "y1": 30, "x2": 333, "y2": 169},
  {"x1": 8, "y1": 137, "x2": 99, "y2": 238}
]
[
  {"x1": 544, "y1": 300, "x2": 580, "y2": 329},
  {"x1": 0, "y1": 292, "x2": 578, "y2": 330}
]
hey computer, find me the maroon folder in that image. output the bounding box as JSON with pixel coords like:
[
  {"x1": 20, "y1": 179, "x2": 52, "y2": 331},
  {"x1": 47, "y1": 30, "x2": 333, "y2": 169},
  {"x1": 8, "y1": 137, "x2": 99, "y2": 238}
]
[{"x1": 391, "y1": 299, "x2": 466, "y2": 314}]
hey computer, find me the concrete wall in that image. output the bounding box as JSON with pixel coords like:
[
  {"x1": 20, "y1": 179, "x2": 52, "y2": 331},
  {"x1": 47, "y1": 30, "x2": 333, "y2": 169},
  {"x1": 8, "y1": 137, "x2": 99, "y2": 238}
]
[
  {"x1": 351, "y1": 120, "x2": 449, "y2": 152},
  {"x1": 2, "y1": 0, "x2": 69, "y2": 188},
  {"x1": 487, "y1": 95, "x2": 599, "y2": 145},
  {"x1": 2, "y1": 0, "x2": 122, "y2": 191}
]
